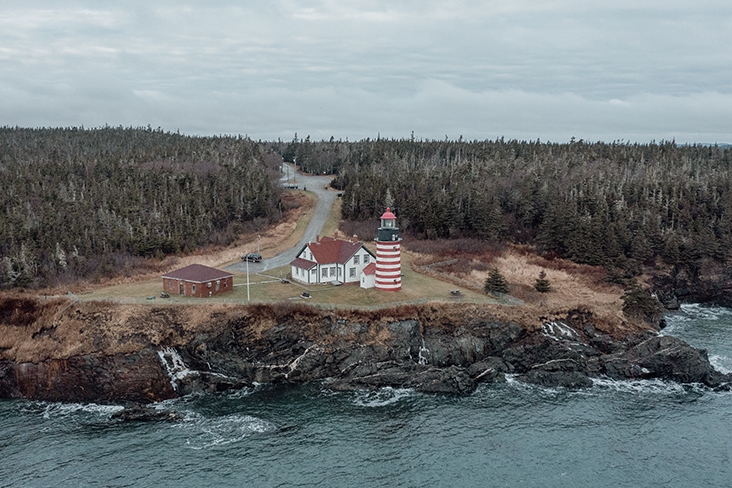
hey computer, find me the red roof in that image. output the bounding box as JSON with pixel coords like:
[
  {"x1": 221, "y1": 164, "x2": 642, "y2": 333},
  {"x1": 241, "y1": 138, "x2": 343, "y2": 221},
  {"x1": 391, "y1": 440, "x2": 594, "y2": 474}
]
[
  {"x1": 305, "y1": 236, "x2": 365, "y2": 265},
  {"x1": 362, "y1": 262, "x2": 376, "y2": 275},
  {"x1": 290, "y1": 257, "x2": 317, "y2": 270},
  {"x1": 380, "y1": 207, "x2": 396, "y2": 220},
  {"x1": 161, "y1": 264, "x2": 233, "y2": 283}
]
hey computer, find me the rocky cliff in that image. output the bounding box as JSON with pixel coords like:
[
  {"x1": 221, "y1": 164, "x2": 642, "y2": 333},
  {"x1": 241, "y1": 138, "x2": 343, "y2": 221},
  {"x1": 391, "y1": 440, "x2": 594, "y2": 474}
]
[
  {"x1": 652, "y1": 259, "x2": 732, "y2": 309},
  {"x1": 0, "y1": 297, "x2": 729, "y2": 404}
]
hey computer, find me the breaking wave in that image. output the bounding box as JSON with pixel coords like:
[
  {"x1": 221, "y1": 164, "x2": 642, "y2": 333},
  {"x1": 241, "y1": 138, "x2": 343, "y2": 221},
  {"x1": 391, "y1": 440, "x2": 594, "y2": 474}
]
[
  {"x1": 352, "y1": 387, "x2": 415, "y2": 407},
  {"x1": 589, "y1": 377, "x2": 705, "y2": 395},
  {"x1": 179, "y1": 412, "x2": 278, "y2": 450},
  {"x1": 504, "y1": 374, "x2": 711, "y2": 397},
  {"x1": 28, "y1": 402, "x2": 124, "y2": 420},
  {"x1": 710, "y1": 354, "x2": 732, "y2": 375}
]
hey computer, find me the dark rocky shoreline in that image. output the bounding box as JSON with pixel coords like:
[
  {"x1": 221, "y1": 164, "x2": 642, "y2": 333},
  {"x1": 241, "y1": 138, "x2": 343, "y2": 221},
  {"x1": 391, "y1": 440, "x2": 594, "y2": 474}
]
[
  {"x1": 2, "y1": 306, "x2": 729, "y2": 405},
  {"x1": 653, "y1": 260, "x2": 732, "y2": 309}
]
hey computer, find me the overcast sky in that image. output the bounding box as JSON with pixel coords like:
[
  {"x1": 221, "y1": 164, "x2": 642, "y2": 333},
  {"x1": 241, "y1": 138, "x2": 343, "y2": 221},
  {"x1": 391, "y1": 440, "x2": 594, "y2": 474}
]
[{"x1": 2, "y1": 0, "x2": 731, "y2": 143}]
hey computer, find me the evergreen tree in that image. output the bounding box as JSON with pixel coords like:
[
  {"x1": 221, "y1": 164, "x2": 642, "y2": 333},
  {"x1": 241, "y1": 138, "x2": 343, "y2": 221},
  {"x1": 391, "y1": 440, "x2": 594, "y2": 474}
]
[
  {"x1": 534, "y1": 270, "x2": 551, "y2": 293},
  {"x1": 621, "y1": 279, "x2": 664, "y2": 320},
  {"x1": 484, "y1": 267, "x2": 509, "y2": 294}
]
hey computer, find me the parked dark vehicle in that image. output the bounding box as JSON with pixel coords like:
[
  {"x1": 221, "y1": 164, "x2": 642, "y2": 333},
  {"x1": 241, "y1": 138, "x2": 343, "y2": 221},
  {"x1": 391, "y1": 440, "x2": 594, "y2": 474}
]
[{"x1": 242, "y1": 253, "x2": 262, "y2": 262}]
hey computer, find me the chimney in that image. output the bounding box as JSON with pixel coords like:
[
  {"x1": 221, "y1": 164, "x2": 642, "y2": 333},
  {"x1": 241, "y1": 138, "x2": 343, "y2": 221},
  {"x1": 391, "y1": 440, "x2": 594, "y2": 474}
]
[{"x1": 352, "y1": 235, "x2": 358, "y2": 243}]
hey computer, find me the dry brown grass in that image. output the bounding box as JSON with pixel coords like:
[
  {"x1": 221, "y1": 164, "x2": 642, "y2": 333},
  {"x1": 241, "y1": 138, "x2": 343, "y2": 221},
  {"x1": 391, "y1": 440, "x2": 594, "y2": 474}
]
[
  {"x1": 460, "y1": 246, "x2": 631, "y2": 333},
  {"x1": 0, "y1": 296, "x2": 256, "y2": 362},
  {"x1": 404, "y1": 243, "x2": 646, "y2": 335}
]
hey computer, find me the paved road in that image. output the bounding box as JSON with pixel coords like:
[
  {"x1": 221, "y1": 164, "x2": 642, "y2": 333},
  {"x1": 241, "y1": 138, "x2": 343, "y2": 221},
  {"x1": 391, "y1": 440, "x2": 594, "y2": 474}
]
[{"x1": 226, "y1": 165, "x2": 337, "y2": 274}]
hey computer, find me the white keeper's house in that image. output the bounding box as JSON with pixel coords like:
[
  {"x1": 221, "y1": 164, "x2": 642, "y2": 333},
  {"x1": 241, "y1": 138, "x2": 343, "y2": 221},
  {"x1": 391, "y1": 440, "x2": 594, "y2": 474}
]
[{"x1": 289, "y1": 235, "x2": 376, "y2": 285}]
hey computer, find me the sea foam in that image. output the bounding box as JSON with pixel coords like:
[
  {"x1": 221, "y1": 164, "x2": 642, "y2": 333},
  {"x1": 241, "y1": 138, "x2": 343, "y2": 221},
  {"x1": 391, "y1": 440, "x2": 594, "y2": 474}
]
[
  {"x1": 180, "y1": 412, "x2": 277, "y2": 450},
  {"x1": 710, "y1": 354, "x2": 732, "y2": 375},
  {"x1": 36, "y1": 402, "x2": 123, "y2": 420},
  {"x1": 352, "y1": 387, "x2": 414, "y2": 407}
]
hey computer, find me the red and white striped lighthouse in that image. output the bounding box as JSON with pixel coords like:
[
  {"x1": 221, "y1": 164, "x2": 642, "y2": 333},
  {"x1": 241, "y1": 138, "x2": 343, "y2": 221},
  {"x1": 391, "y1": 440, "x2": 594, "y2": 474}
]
[{"x1": 375, "y1": 207, "x2": 402, "y2": 291}]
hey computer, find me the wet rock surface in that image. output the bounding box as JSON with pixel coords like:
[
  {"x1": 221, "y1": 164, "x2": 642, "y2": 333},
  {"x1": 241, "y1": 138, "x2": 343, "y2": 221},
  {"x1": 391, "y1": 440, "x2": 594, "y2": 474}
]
[
  {"x1": 2, "y1": 306, "x2": 730, "y2": 403},
  {"x1": 0, "y1": 347, "x2": 176, "y2": 404},
  {"x1": 111, "y1": 403, "x2": 183, "y2": 422},
  {"x1": 167, "y1": 317, "x2": 717, "y2": 396}
]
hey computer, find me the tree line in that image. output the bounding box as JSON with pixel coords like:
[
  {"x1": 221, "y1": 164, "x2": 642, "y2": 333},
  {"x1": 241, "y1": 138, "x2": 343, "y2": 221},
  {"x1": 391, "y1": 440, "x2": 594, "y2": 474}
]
[
  {"x1": 275, "y1": 136, "x2": 732, "y2": 277},
  {"x1": 5, "y1": 128, "x2": 730, "y2": 289},
  {"x1": 1, "y1": 126, "x2": 283, "y2": 288}
]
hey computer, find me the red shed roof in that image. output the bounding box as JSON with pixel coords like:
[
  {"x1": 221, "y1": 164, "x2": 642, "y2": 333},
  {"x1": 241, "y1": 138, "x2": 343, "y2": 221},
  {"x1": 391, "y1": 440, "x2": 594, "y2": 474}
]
[
  {"x1": 306, "y1": 236, "x2": 366, "y2": 265},
  {"x1": 161, "y1": 264, "x2": 233, "y2": 283},
  {"x1": 362, "y1": 262, "x2": 376, "y2": 275},
  {"x1": 380, "y1": 207, "x2": 396, "y2": 220}
]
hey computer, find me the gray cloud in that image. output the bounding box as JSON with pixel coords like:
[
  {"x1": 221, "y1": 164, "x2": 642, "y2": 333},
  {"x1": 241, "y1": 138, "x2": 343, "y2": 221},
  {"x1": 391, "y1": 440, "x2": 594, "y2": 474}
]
[{"x1": 1, "y1": 0, "x2": 731, "y2": 143}]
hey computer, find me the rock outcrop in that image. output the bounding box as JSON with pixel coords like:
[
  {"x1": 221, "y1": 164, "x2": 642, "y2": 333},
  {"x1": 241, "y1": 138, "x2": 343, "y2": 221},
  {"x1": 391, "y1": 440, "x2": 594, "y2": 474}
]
[
  {"x1": 0, "y1": 347, "x2": 176, "y2": 404},
  {"x1": 652, "y1": 259, "x2": 732, "y2": 308},
  {"x1": 592, "y1": 334, "x2": 729, "y2": 386},
  {"x1": 111, "y1": 403, "x2": 183, "y2": 422},
  {"x1": 1, "y1": 299, "x2": 729, "y2": 403}
]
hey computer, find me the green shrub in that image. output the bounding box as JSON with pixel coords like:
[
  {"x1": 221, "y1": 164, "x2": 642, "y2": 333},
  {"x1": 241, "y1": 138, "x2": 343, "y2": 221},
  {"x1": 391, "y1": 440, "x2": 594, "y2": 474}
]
[
  {"x1": 622, "y1": 279, "x2": 664, "y2": 320},
  {"x1": 484, "y1": 268, "x2": 509, "y2": 294},
  {"x1": 534, "y1": 271, "x2": 551, "y2": 293}
]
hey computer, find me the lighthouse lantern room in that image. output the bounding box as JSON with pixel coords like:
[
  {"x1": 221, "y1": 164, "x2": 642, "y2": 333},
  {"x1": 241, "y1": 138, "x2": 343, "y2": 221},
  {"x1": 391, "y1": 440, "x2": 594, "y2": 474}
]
[{"x1": 375, "y1": 207, "x2": 402, "y2": 291}]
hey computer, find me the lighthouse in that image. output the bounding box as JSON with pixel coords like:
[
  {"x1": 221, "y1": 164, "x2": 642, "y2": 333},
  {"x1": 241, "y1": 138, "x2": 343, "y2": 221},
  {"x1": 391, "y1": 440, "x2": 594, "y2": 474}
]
[{"x1": 375, "y1": 207, "x2": 402, "y2": 291}]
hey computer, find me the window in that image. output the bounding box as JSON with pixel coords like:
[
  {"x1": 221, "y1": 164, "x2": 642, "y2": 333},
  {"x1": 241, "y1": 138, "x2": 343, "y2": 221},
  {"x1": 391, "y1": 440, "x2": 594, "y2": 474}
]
[
  {"x1": 350, "y1": 267, "x2": 356, "y2": 278},
  {"x1": 169, "y1": 280, "x2": 173, "y2": 290},
  {"x1": 364, "y1": 255, "x2": 369, "y2": 264},
  {"x1": 207, "y1": 281, "x2": 212, "y2": 288},
  {"x1": 354, "y1": 255, "x2": 360, "y2": 265},
  {"x1": 192, "y1": 284, "x2": 196, "y2": 293},
  {"x1": 216, "y1": 280, "x2": 220, "y2": 291},
  {"x1": 331, "y1": 266, "x2": 336, "y2": 277},
  {"x1": 322, "y1": 268, "x2": 327, "y2": 278},
  {"x1": 224, "y1": 280, "x2": 227, "y2": 288}
]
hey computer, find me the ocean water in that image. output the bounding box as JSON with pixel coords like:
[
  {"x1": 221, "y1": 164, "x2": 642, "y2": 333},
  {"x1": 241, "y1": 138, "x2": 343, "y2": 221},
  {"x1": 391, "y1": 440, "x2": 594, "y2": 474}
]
[{"x1": 2, "y1": 304, "x2": 731, "y2": 488}]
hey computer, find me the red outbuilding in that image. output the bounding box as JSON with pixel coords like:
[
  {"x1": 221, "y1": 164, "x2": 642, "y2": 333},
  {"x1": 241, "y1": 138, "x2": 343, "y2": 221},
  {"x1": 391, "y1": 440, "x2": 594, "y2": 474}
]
[{"x1": 161, "y1": 264, "x2": 234, "y2": 298}]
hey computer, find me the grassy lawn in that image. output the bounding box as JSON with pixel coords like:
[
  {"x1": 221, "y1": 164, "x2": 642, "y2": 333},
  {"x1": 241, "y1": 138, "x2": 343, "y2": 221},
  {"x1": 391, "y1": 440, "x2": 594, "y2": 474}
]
[{"x1": 81, "y1": 249, "x2": 495, "y2": 308}]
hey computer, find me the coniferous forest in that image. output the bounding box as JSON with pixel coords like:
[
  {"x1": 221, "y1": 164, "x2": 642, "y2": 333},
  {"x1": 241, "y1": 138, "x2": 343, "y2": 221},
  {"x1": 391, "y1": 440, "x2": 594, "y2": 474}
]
[
  {"x1": 276, "y1": 136, "x2": 732, "y2": 278},
  {"x1": 1, "y1": 127, "x2": 282, "y2": 287},
  {"x1": 3, "y1": 127, "x2": 732, "y2": 289}
]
